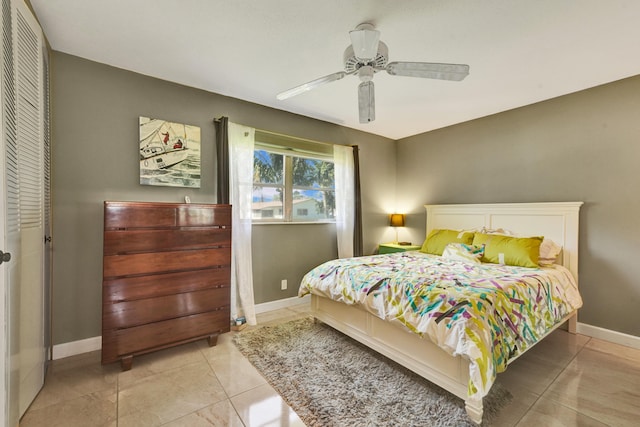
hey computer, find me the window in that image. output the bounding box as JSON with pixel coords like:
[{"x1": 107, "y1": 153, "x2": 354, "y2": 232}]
[
  {"x1": 261, "y1": 210, "x2": 275, "y2": 218},
  {"x1": 252, "y1": 132, "x2": 335, "y2": 223}
]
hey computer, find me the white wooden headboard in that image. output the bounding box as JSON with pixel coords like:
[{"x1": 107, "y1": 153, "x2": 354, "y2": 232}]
[{"x1": 424, "y1": 202, "x2": 583, "y2": 283}]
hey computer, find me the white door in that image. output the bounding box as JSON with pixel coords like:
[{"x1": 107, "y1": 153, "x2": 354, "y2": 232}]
[{"x1": 1, "y1": 0, "x2": 48, "y2": 425}]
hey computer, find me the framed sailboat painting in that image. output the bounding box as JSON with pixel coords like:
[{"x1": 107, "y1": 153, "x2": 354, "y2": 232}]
[{"x1": 139, "y1": 116, "x2": 201, "y2": 188}]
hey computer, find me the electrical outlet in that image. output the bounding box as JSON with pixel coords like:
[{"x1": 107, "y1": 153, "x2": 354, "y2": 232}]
[{"x1": 281, "y1": 279, "x2": 287, "y2": 290}]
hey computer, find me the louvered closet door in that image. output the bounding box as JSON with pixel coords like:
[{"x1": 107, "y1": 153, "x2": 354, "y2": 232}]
[{"x1": 0, "y1": 0, "x2": 48, "y2": 424}]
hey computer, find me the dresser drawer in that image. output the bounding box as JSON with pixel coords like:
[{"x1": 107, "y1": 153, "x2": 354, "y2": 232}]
[
  {"x1": 103, "y1": 286, "x2": 230, "y2": 330},
  {"x1": 104, "y1": 228, "x2": 230, "y2": 255},
  {"x1": 105, "y1": 204, "x2": 178, "y2": 228},
  {"x1": 104, "y1": 202, "x2": 231, "y2": 228},
  {"x1": 103, "y1": 268, "x2": 230, "y2": 302},
  {"x1": 102, "y1": 310, "x2": 230, "y2": 363},
  {"x1": 176, "y1": 205, "x2": 231, "y2": 227},
  {"x1": 103, "y1": 247, "x2": 231, "y2": 278}
]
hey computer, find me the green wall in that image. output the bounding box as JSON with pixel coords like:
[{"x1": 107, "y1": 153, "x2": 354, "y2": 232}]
[
  {"x1": 53, "y1": 50, "x2": 639, "y2": 346},
  {"x1": 396, "y1": 75, "x2": 640, "y2": 337},
  {"x1": 51, "y1": 52, "x2": 396, "y2": 345}
]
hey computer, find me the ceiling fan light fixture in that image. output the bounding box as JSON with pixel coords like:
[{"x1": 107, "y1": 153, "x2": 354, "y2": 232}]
[{"x1": 349, "y1": 24, "x2": 380, "y2": 61}]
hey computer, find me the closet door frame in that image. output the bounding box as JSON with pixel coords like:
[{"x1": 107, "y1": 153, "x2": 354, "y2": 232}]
[{"x1": 1, "y1": 0, "x2": 49, "y2": 424}]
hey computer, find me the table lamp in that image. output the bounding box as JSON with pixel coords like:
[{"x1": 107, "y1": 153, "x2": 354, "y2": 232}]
[{"x1": 389, "y1": 213, "x2": 405, "y2": 244}]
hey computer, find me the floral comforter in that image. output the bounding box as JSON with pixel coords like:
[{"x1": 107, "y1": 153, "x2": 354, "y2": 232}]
[{"x1": 298, "y1": 251, "x2": 582, "y2": 400}]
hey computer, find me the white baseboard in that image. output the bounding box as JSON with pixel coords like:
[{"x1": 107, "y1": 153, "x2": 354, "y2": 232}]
[
  {"x1": 254, "y1": 294, "x2": 310, "y2": 314},
  {"x1": 52, "y1": 301, "x2": 636, "y2": 360},
  {"x1": 52, "y1": 336, "x2": 101, "y2": 360},
  {"x1": 52, "y1": 295, "x2": 311, "y2": 360},
  {"x1": 577, "y1": 322, "x2": 640, "y2": 350}
]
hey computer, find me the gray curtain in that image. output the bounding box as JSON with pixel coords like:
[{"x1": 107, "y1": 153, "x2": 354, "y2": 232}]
[
  {"x1": 214, "y1": 116, "x2": 229, "y2": 204},
  {"x1": 353, "y1": 145, "x2": 363, "y2": 256}
]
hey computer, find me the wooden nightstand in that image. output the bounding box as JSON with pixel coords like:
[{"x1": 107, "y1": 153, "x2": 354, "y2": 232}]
[{"x1": 378, "y1": 243, "x2": 421, "y2": 254}]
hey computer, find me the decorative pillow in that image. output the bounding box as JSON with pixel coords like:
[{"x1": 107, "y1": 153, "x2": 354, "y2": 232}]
[
  {"x1": 420, "y1": 229, "x2": 474, "y2": 256},
  {"x1": 479, "y1": 228, "x2": 562, "y2": 266},
  {"x1": 442, "y1": 243, "x2": 485, "y2": 264},
  {"x1": 539, "y1": 238, "x2": 562, "y2": 266},
  {"x1": 472, "y1": 233, "x2": 543, "y2": 268}
]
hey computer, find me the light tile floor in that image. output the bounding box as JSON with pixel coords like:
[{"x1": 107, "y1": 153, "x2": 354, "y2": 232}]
[{"x1": 20, "y1": 303, "x2": 640, "y2": 426}]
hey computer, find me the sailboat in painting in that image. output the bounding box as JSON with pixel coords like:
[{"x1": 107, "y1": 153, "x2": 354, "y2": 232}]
[
  {"x1": 140, "y1": 117, "x2": 189, "y2": 170},
  {"x1": 139, "y1": 116, "x2": 202, "y2": 188}
]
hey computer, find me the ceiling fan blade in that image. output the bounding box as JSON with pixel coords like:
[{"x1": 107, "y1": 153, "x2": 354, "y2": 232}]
[
  {"x1": 386, "y1": 62, "x2": 470, "y2": 81},
  {"x1": 276, "y1": 71, "x2": 347, "y2": 100},
  {"x1": 358, "y1": 81, "x2": 375, "y2": 123}
]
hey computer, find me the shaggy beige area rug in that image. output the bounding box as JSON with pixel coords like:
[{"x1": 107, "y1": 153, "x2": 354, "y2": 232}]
[{"x1": 233, "y1": 317, "x2": 511, "y2": 426}]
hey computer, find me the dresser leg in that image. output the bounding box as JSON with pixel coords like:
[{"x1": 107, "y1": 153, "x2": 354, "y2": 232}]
[
  {"x1": 207, "y1": 333, "x2": 220, "y2": 347},
  {"x1": 120, "y1": 355, "x2": 133, "y2": 371}
]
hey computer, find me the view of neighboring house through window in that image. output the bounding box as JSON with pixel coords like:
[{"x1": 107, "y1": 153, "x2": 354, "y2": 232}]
[{"x1": 252, "y1": 132, "x2": 335, "y2": 222}]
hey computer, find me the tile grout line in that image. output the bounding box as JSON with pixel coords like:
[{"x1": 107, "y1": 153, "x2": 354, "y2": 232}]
[
  {"x1": 218, "y1": 333, "x2": 266, "y2": 426},
  {"x1": 198, "y1": 338, "x2": 249, "y2": 426},
  {"x1": 536, "y1": 336, "x2": 628, "y2": 426},
  {"x1": 512, "y1": 336, "x2": 593, "y2": 426}
]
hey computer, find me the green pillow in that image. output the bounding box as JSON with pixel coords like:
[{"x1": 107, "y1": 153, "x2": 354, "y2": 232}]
[
  {"x1": 421, "y1": 229, "x2": 474, "y2": 256},
  {"x1": 472, "y1": 233, "x2": 543, "y2": 268}
]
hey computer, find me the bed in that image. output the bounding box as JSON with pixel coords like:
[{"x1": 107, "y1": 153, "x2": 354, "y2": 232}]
[{"x1": 298, "y1": 202, "x2": 583, "y2": 424}]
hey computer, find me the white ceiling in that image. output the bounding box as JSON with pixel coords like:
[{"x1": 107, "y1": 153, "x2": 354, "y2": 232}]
[{"x1": 31, "y1": 0, "x2": 640, "y2": 140}]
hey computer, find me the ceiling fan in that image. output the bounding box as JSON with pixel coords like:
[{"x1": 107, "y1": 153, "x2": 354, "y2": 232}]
[{"x1": 276, "y1": 23, "x2": 470, "y2": 124}]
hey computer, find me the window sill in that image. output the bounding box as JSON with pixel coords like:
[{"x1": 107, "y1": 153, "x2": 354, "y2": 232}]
[{"x1": 252, "y1": 221, "x2": 336, "y2": 226}]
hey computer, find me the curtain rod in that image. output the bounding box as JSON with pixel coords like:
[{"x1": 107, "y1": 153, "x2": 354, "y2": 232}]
[
  {"x1": 213, "y1": 116, "x2": 336, "y2": 148},
  {"x1": 213, "y1": 116, "x2": 358, "y2": 150}
]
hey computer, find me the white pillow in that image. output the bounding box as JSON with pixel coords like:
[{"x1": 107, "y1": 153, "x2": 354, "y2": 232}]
[
  {"x1": 480, "y1": 227, "x2": 514, "y2": 235},
  {"x1": 442, "y1": 243, "x2": 485, "y2": 264},
  {"x1": 539, "y1": 238, "x2": 562, "y2": 266}
]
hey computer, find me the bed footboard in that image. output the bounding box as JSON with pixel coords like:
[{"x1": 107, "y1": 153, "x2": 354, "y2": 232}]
[{"x1": 311, "y1": 294, "x2": 483, "y2": 425}]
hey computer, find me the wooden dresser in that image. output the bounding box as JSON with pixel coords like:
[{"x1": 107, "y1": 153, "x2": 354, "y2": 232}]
[{"x1": 101, "y1": 201, "x2": 231, "y2": 370}]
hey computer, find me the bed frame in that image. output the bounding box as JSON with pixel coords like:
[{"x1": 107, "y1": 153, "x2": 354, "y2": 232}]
[{"x1": 311, "y1": 202, "x2": 583, "y2": 424}]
